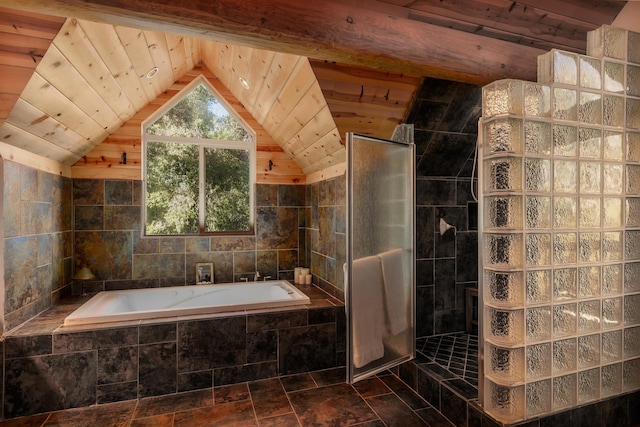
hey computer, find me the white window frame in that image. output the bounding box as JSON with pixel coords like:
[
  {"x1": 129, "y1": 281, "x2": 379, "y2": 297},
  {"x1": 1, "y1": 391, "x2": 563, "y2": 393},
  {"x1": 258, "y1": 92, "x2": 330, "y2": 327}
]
[{"x1": 141, "y1": 75, "x2": 256, "y2": 235}]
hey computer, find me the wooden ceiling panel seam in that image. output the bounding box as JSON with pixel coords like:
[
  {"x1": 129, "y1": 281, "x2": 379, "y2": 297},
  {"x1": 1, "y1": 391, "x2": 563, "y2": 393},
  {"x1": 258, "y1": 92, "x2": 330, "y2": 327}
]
[
  {"x1": 252, "y1": 53, "x2": 301, "y2": 124},
  {"x1": 1, "y1": 121, "x2": 84, "y2": 164}
]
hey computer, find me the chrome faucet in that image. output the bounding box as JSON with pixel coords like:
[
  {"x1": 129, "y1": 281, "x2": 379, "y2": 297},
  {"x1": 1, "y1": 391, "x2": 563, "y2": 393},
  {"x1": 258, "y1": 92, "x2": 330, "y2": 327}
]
[{"x1": 254, "y1": 271, "x2": 261, "y2": 281}]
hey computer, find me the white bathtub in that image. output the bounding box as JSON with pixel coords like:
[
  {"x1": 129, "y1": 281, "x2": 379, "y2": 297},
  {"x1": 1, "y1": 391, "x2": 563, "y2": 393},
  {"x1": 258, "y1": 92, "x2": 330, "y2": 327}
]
[{"x1": 63, "y1": 280, "x2": 310, "y2": 326}]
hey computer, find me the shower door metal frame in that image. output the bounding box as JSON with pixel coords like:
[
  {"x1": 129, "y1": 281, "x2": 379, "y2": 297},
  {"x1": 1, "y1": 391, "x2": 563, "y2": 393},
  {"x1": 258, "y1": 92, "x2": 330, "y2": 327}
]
[{"x1": 345, "y1": 133, "x2": 416, "y2": 384}]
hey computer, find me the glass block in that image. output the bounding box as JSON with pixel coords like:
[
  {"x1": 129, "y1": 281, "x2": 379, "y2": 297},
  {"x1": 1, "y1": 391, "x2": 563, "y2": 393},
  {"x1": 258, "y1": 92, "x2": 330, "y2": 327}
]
[
  {"x1": 579, "y1": 197, "x2": 601, "y2": 228},
  {"x1": 485, "y1": 270, "x2": 525, "y2": 306},
  {"x1": 526, "y1": 342, "x2": 552, "y2": 380},
  {"x1": 526, "y1": 270, "x2": 552, "y2": 304},
  {"x1": 627, "y1": 98, "x2": 640, "y2": 130},
  {"x1": 554, "y1": 197, "x2": 577, "y2": 228},
  {"x1": 628, "y1": 64, "x2": 640, "y2": 97},
  {"x1": 627, "y1": 198, "x2": 640, "y2": 227},
  {"x1": 624, "y1": 294, "x2": 640, "y2": 326},
  {"x1": 525, "y1": 159, "x2": 550, "y2": 192},
  {"x1": 580, "y1": 162, "x2": 601, "y2": 194},
  {"x1": 553, "y1": 303, "x2": 577, "y2": 338},
  {"x1": 627, "y1": 165, "x2": 640, "y2": 195},
  {"x1": 526, "y1": 196, "x2": 551, "y2": 229},
  {"x1": 579, "y1": 127, "x2": 602, "y2": 159},
  {"x1": 485, "y1": 118, "x2": 523, "y2": 154},
  {"x1": 603, "y1": 197, "x2": 622, "y2": 228},
  {"x1": 604, "y1": 61, "x2": 625, "y2": 93},
  {"x1": 485, "y1": 233, "x2": 523, "y2": 267},
  {"x1": 623, "y1": 358, "x2": 640, "y2": 391},
  {"x1": 554, "y1": 161, "x2": 577, "y2": 193},
  {"x1": 578, "y1": 367, "x2": 600, "y2": 403},
  {"x1": 485, "y1": 196, "x2": 523, "y2": 229},
  {"x1": 538, "y1": 50, "x2": 578, "y2": 86},
  {"x1": 579, "y1": 91, "x2": 602, "y2": 124},
  {"x1": 553, "y1": 125, "x2": 577, "y2": 157},
  {"x1": 578, "y1": 334, "x2": 601, "y2": 369},
  {"x1": 579, "y1": 232, "x2": 601, "y2": 263},
  {"x1": 603, "y1": 163, "x2": 623, "y2": 194},
  {"x1": 602, "y1": 231, "x2": 623, "y2": 262},
  {"x1": 485, "y1": 380, "x2": 525, "y2": 423},
  {"x1": 602, "y1": 297, "x2": 622, "y2": 330},
  {"x1": 578, "y1": 300, "x2": 601, "y2": 332},
  {"x1": 486, "y1": 307, "x2": 525, "y2": 345},
  {"x1": 603, "y1": 130, "x2": 623, "y2": 161},
  {"x1": 625, "y1": 230, "x2": 640, "y2": 261},
  {"x1": 553, "y1": 88, "x2": 578, "y2": 121},
  {"x1": 552, "y1": 373, "x2": 577, "y2": 410},
  {"x1": 624, "y1": 326, "x2": 640, "y2": 358},
  {"x1": 526, "y1": 234, "x2": 551, "y2": 267},
  {"x1": 579, "y1": 56, "x2": 601, "y2": 90},
  {"x1": 524, "y1": 83, "x2": 551, "y2": 118},
  {"x1": 602, "y1": 362, "x2": 623, "y2": 397},
  {"x1": 554, "y1": 268, "x2": 577, "y2": 301},
  {"x1": 587, "y1": 26, "x2": 626, "y2": 60},
  {"x1": 630, "y1": 30, "x2": 640, "y2": 64},
  {"x1": 627, "y1": 132, "x2": 640, "y2": 162},
  {"x1": 624, "y1": 262, "x2": 640, "y2": 293},
  {"x1": 554, "y1": 233, "x2": 577, "y2": 264},
  {"x1": 487, "y1": 343, "x2": 525, "y2": 383},
  {"x1": 603, "y1": 264, "x2": 623, "y2": 295},
  {"x1": 526, "y1": 379, "x2": 551, "y2": 417},
  {"x1": 483, "y1": 80, "x2": 523, "y2": 118},
  {"x1": 526, "y1": 306, "x2": 552, "y2": 342},
  {"x1": 602, "y1": 330, "x2": 623, "y2": 363},
  {"x1": 603, "y1": 95, "x2": 624, "y2": 128},
  {"x1": 579, "y1": 266, "x2": 601, "y2": 299},
  {"x1": 525, "y1": 121, "x2": 551, "y2": 154},
  {"x1": 485, "y1": 157, "x2": 522, "y2": 193}
]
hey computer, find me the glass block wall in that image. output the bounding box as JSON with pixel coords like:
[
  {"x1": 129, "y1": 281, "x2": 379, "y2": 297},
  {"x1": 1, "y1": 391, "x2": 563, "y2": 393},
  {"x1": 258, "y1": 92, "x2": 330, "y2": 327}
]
[{"x1": 479, "y1": 25, "x2": 640, "y2": 423}]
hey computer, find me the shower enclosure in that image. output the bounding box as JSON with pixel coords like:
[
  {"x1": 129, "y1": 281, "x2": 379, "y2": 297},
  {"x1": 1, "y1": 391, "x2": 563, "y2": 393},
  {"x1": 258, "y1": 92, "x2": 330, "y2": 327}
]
[
  {"x1": 346, "y1": 133, "x2": 415, "y2": 382},
  {"x1": 479, "y1": 25, "x2": 640, "y2": 423}
]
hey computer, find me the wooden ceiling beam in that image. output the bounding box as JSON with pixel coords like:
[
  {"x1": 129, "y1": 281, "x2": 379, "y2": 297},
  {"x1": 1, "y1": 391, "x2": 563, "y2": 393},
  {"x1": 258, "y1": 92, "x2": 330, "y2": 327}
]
[{"x1": 0, "y1": 0, "x2": 546, "y2": 84}]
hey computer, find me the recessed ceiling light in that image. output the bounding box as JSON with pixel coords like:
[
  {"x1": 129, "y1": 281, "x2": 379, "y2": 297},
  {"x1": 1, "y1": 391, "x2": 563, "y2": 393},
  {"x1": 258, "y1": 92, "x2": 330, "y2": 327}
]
[
  {"x1": 146, "y1": 67, "x2": 159, "y2": 79},
  {"x1": 239, "y1": 76, "x2": 250, "y2": 90}
]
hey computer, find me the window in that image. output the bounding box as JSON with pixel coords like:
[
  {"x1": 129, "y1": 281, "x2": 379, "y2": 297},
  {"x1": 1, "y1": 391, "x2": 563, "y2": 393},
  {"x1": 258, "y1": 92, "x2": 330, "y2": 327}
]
[{"x1": 142, "y1": 76, "x2": 255, "y2": 235}]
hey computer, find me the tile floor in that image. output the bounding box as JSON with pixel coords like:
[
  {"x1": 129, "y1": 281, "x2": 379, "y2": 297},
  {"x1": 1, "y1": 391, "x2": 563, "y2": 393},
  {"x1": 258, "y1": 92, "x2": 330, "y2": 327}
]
[
  {"x1": 416, "y1": 332, "x2": 479, "y2": 390},
  {"x1": 0, "y1": 368, "x2": 455, "y2": 427}
]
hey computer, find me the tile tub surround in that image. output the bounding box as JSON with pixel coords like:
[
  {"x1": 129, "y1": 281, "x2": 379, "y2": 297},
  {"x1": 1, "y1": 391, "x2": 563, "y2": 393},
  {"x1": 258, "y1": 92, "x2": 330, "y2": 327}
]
[{"x1": 1, "y1": 283, "x2": 346, "y2": 420}]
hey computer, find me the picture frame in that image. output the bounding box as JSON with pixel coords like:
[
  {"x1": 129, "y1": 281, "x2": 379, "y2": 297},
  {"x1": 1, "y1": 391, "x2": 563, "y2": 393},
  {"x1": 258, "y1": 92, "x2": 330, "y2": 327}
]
[{"x1": 195, "y1": 262, "x2": 214, "y2": 284}]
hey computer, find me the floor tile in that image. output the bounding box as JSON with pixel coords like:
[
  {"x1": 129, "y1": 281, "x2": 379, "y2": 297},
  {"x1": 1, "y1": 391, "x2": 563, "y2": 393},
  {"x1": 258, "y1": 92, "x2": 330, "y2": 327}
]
[
  {"x1": 257, "y1": 413, "x2": 301, "y2": 426},
  {"x1": 173, "y1": 400, "x2": 257, "y2": 427},
  {"x1": 249, "y1": 378, "x2": 293, "y2": 419},
  {"x1": 352, "y1": 377, "x2": 391, "y2": 398},
  {"x1": 288, "y1": 383, "x2": 378, "y2": 426},
  {"x1": 279, "y1": 373, "x2": 317, "y2": 392},
  {"x1": 310, "y1": 367, "x2": 345, "y2": 386},
  {"x1": 130, "y1": 414, "x2": 174, "y2": 427},
  {"x1": 378, "y1": 375, "x2": 430, "y2": 410},
  {"x1": 43, "y1": 401, "x2": 135, "y2": 427},
  {"x1": 214, "y1": 383, "x2": 250, "y2": 404},
  {"x1": 415, "y1": 407, "x2": 455, "y2": 427},
  {"x1": 365, "y1": 393, "x2": 428, "y2": 426},
  {"x1": 0, "y1": 414, "x2": 49, "y2": 427},
  {"x1": 134, "y1": 389, "x2": 213, "y2": 418}
]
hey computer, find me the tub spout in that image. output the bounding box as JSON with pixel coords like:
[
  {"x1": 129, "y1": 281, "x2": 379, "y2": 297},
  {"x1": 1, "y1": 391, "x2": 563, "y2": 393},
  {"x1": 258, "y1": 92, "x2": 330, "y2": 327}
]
[{"x1": 263, "y1": 275, "x2": 272, "y2": 281}]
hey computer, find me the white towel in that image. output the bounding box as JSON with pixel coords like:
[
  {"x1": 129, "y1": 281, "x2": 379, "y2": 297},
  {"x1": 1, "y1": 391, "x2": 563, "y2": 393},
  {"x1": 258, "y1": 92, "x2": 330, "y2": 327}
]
[
  {"x1": 350, "y1": 255, "x2": 385, "y2": 368},
  {"x1": 378, "y1": 248, "x2": 408, "y2": 336}
]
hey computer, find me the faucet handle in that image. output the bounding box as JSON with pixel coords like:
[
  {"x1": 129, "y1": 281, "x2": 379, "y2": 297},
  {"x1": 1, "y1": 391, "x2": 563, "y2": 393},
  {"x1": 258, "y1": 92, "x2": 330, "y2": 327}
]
[
  {"x1": 263, "y1": 275, "x2": 272, "y2": 281},
  {"x1": 240, "y1": 277, "x2": 249, "y2": 283}
]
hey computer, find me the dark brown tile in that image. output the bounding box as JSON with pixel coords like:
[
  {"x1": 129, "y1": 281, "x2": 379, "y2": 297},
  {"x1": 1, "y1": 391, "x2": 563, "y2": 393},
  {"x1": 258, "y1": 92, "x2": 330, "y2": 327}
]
[
  {"x1": 130, "y1": 414, "x2": 174, "y2": 427},
  {"x1": 249, "y1": 378, "x2": 293, "y2": 419},
  {"x1": 0, "y1": 413, "x2": 49, "y2": 427},
  {"x1": 353, "y1": 377, "x2": 392, "y2": 398},
  {"x1": 173, "y1": 400, "x2": 257, "y2": 427},
  {"x1": 378, "y1": 374, "x2": 430, "y2": 410},
  {"x1": 258, "y1": 413, "x2": 301, "y2": 427},
  {"x1": 280, "y1": 373, "x2": 317, "y2": 392},
  {"x1": 133, "y1": 389, "x2": 213, "y2": 418},
  {"x1": 365, "y1": 393, "x2": 428, "y2": 427},
  {"x1": 415, "y1": 407, "x2": 455, "y2": 427},
  {"x1": 310, "y1": 367, "x2": 345, "y2": 386},
  {"x1": 288, "y1": 383, "x2": 377, "y2": 426},
  {"x1": 214, "y1": 383, "x2": 250, "y2": 404},
  {"x1": 42, "y1": 401, "x2": 135, "y2": 427}
]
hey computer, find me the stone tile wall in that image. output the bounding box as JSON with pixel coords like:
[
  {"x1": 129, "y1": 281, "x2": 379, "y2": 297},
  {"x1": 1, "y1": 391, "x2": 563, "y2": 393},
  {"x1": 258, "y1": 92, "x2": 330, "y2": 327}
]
[
  {"x1": 407, "y1": 78, "x2": 482, "y2": 337},
  {"x1": 2, "y1": 160, "x2": 73, "y2": 331}
]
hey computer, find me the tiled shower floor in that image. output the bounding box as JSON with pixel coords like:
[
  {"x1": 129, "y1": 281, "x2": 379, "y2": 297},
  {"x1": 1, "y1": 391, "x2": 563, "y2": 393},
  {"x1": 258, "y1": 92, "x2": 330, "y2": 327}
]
[{"x1": 416, "y1": 331, "x2": 479, "y2": 390}]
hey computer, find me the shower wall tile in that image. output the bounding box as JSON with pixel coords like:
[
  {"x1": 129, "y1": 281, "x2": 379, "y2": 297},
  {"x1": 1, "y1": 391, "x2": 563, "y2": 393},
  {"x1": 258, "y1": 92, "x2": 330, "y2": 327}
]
[{"x1": 105, "y1": 180, "x2": 132, "y2": 205}]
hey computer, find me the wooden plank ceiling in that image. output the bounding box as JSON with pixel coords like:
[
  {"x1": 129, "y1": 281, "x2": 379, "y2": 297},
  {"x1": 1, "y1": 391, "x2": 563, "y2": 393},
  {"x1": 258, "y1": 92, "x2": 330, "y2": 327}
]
[{"x1": 0, "y1": 0, "x2": 627, "y2": 180}]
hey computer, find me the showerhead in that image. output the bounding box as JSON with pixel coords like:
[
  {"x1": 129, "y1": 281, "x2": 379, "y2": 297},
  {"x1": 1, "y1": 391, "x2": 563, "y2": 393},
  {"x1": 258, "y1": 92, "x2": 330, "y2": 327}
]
[{"x1": 439, "y1": 218, "x2": 457, "y2": 236}]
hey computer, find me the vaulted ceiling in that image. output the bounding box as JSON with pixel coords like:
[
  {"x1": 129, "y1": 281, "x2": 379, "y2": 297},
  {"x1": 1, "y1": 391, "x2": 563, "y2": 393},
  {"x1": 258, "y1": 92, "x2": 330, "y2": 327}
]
[{"x1": 0, "y1": 0, "x2": 632, "y2": 181}]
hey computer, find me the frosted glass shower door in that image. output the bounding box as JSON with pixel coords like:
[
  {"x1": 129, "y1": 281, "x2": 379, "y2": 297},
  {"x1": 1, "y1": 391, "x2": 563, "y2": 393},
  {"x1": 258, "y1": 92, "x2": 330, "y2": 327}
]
[{"x1": 346, "y1": 133, "x2": 415, "y2": 383}]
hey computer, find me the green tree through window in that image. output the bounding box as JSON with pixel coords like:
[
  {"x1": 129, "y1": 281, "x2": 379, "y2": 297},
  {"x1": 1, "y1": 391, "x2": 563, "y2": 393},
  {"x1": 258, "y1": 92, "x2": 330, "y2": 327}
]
[{"x1": 143, "y1": 78, "x2": 255, "y2": 235}]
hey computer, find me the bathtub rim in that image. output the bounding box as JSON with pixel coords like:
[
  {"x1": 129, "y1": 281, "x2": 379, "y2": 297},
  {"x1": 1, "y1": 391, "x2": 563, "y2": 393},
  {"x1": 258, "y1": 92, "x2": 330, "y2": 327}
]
[{"x1": 63, "y1": 280, "x2": 311, "y2": 327}]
